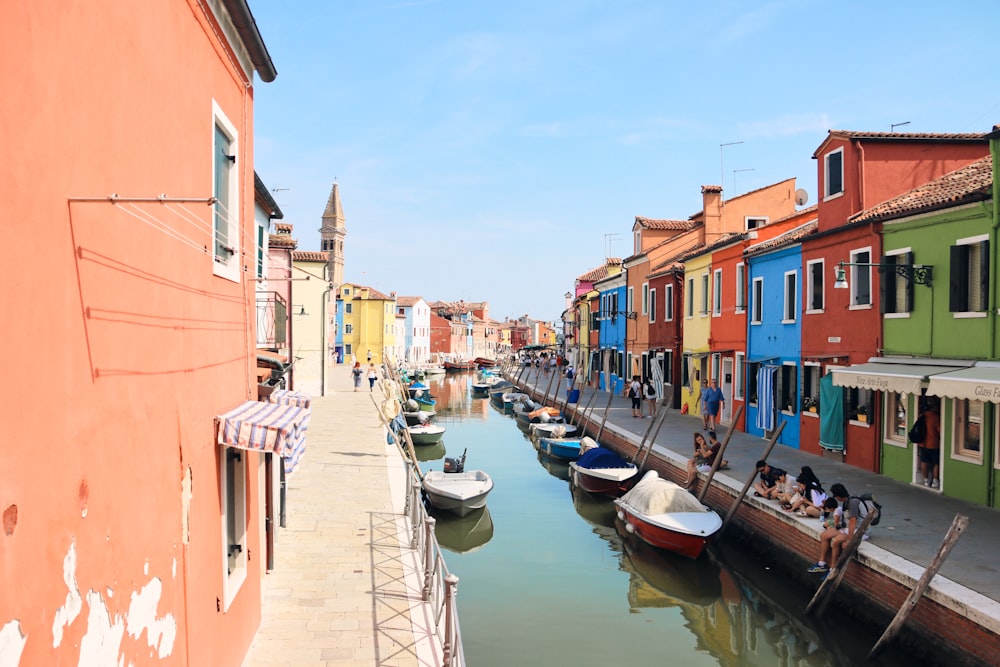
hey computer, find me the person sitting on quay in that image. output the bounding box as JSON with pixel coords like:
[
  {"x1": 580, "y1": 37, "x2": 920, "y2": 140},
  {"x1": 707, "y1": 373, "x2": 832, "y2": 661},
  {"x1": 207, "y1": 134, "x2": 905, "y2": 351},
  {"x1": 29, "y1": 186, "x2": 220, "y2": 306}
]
[
  {"x1": 782, "y1": 466, "x2": 828, "y2": 517},
  {"x1": 808, "y1": 483, "x2": 870, "y2": 574},
  {"x1": 753, "y1": 460, "x2": 787, "y2": 500},
  {"x1": 683, "y1": 430, "x2": 728, "y2": 489}
]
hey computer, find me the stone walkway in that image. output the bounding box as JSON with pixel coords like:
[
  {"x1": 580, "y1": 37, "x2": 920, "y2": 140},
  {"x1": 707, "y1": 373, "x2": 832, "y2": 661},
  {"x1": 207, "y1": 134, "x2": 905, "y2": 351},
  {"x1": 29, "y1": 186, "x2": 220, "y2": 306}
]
[{"x1": 243, "y1": 369, "x2": 443, "y2": 667}]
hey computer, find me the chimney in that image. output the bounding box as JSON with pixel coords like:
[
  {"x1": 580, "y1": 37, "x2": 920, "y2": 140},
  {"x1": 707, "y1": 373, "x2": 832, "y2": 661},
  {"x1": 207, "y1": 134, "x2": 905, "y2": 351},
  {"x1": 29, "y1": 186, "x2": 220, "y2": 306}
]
[{"x1": 701, "y1": 185, "x2": 723, "y2": 244}]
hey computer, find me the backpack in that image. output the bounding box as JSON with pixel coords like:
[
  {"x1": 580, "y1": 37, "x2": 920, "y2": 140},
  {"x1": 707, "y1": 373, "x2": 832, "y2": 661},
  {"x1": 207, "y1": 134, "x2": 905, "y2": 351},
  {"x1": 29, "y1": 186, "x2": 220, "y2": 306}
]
[
  {"x1": 627, "y1": 386, "x2": 636, "y2": 398},
  {"x1": 908, "y1": 414, "x2": 926, "y2": 444},
  {"x1": 852, "y1": 493, "x2": 882, "y2": 526}
]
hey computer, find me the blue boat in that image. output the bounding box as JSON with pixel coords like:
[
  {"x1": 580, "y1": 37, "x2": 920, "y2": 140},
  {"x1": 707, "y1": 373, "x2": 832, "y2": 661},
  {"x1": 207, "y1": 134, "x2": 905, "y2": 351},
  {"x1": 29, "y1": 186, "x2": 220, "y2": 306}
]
[{"x1": 537, "y1": 436, "x2": 585, "y2": 462}]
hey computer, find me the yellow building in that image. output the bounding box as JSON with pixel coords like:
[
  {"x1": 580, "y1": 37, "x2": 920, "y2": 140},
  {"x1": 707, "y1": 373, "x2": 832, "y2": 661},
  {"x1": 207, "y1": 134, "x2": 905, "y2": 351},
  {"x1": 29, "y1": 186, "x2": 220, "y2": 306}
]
[{"x1": 339, "y1": 283, "x2": 397, "y2": 364}]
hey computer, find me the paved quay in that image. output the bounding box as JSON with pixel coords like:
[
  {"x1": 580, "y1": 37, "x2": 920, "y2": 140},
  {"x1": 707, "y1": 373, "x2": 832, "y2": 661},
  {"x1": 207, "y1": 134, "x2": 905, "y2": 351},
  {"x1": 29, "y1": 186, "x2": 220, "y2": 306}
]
[
  {"x1": 517, "y1": 370, "x2": 1000, "y2": 637},
  {"x1": 243, "y1": 367, "x2": 443, "y2": 667}
]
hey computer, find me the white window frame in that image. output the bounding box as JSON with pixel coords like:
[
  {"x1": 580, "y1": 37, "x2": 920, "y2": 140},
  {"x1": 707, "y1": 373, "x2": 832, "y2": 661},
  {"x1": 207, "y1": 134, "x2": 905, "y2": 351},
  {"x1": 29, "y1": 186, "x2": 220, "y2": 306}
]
[
  {"x1": 735, "y1": 263, "x2": 746, "y2": 313},
  {"x1": 802, "y1": 362, "x2": 821, "y2": 419},
  {"x1": 849, "y1": 247, "x2": 873, "y2": 309},
  {"x1": 883, "y1": 391, "x2": 909, "y2": 446},
  {"x1": 641, "y1": 283, "x2": 649, "y2": 316},
  {"x1": 665, "y1": 284, "x2": 674, "y2": 321},
  {"x1": 734, "y1": 352, "x2": 745, "y2": 400},
  {"x1": 951, "y1": 399, "x2": 984, "y2": 464},
  {"x1": 345, "y1": 303, "x2": 352, "y2": 314},
  {"x1": 806, "y1": 259, "x2": 825, "y2": 314},
  {"x1": 783, "y1": 270, "x2": 797, "y2": 323},
  {"x1": 628, "y1": 286, "x2": 634, "y2": 318},
  {"x1": 212, "y1": 101, "x2": 240, "y2": 283},
  {"x1": 221, "y1": 446, "x2": 247, "y2": 610},
  {"x1": 712, "y1": 268, "x2": 722, "y2": 316},
  {"x1": 951, "y1": 234, "x2": 990, "y2": 317},
  {"x1": 634, "y1": 230, "x2": 641, "y2": 254},
  {"x1": 745, "y1": 216, "x2": 768, "y2": 231},
  {"x1": 700, "y1": 272, "x2": 710, "y2": 316},
  {"x1": 884, "y1": 248, "x2": 913, "y2": 319},
  {"x1": 649, "y1": 288, "x2": 657, "y2": 323},
  {"x1": 824, "y1": 147, "x2": 845, "y2": 201},
  {"x1": 344, "y1": 323, "x2": 353, "y2": 334},
  {"x1": 751, "y1": 277, "x2": 763, "y2": 324}
]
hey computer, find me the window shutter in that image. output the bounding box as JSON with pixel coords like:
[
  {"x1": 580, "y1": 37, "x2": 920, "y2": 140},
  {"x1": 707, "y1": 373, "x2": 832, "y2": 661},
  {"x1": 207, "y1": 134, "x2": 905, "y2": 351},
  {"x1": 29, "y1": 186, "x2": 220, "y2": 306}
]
[
  {"x1": 879, "y1": 256, "x2": 893, "y2": 314},
  {"x1": 978, "y1": 240, "x2": 990, "y2": 311},
  {"x1": 949, "y1": 245, "x2": 966, "y2": 312},
  {"x1": 904, "y1": 252, "x2": 914, "y2": 313}
]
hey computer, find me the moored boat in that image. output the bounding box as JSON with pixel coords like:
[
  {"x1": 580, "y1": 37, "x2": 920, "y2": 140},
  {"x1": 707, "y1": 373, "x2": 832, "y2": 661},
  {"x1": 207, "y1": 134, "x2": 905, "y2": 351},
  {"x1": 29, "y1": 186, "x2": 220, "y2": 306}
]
[
  {"x1": 529, "y1": 422, "x2": 578, "y2": 438},
  {"x1": 402, "y1": 409, "x2": 435, "y2": 426},
  {"x1": 569, "y1": 445, "x2": 639, "y2": 497},
  {"x1": 444, "y1": 360, "x2": 476, "y2": 372},
  {"x1": 613, "y1": 470, "x2": 722, "y2": 559},
  {"x1": 422, "y1": 451, "x2": 493, "y2": 517},
  {"x1": 537, "y1": 436, "x2": 585, "y2": 461},
  {"x1": 407, "y1": 423, "x2": 446, "y2": 445}
]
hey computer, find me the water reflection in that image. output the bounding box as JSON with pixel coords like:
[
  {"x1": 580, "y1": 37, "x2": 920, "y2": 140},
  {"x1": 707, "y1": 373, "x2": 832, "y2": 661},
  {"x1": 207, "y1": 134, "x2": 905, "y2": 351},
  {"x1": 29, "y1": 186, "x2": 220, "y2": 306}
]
[
  {"x1": 433, "y1": 507, "x2": 494, "y2": 554},
  {"x1": 536, "y1": 449, "x2": 570, "y2": 480},
  {"x1": 413, "y1": 440, "x2": 446, "y2": 462}
]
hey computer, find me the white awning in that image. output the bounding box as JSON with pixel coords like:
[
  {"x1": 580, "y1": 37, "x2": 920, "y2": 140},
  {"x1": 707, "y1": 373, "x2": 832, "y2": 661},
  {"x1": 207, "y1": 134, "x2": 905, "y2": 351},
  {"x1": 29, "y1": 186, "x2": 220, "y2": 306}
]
[
  {"x1": 926, "y1": 365, "x2": 1000, "y2": 403},
  {"x1": 831, "y1": 362, "x2": 965, "y2": 395}
]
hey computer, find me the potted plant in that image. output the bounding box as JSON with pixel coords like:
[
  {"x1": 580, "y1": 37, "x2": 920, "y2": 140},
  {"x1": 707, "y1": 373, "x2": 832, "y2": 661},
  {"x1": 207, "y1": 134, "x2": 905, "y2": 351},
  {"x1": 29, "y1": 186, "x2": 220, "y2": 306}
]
[
  {"x1": 855, "y1": 405, "x2": 868, "y2": 423},
  {"x1": 802, "y1": 396, "x2": 819, "y2": 413}
]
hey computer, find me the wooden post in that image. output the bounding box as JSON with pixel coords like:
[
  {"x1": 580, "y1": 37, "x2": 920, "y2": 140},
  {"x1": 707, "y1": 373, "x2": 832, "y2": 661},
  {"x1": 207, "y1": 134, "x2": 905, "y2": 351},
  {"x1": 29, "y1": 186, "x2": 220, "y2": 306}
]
[
  {"x1": 540, "y1": 360, "x2": 557, "y2": 405},
  {"x1": 593, "y1": 386, "x2": 618, "y2": 444},
  {"x1": 574, "y1": 387, "x2": 600, "y2": 430},
  {"x1": 718, "y1": 420, "x2": 786, "y2": 536},
  {"x1": 805, "y1": 506, "x2": 880, "y2": 616},
  {"x1": 697, "y1": 405, "x2": 744, "y2": 503},
  {"x1": 867, "y1": 513, "x2": 970, "y2": 659},
  {"x1": 637, "y1": 392, "x2": 673, "y2": 470}
]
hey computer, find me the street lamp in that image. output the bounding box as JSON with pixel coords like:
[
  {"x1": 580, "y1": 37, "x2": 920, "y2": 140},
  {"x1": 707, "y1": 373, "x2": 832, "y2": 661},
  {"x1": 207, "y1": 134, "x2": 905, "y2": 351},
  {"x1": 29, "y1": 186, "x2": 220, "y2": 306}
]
[{"x1": 833, "y1": 260, "x2": 933, "y2": 289}]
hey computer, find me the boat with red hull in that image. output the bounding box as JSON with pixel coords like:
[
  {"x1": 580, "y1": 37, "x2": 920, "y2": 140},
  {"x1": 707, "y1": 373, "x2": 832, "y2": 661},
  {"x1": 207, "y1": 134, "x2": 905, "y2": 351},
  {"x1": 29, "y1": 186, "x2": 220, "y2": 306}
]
[
  {"x1": 613, "y1": 471, "x2": 722, "y2": 559},
  {"x1": 444, "y1": 360, "x2": 476, "y2": 372},
  {"x1": 569, "y1": 446, "x2": 638, "y2": 497}
]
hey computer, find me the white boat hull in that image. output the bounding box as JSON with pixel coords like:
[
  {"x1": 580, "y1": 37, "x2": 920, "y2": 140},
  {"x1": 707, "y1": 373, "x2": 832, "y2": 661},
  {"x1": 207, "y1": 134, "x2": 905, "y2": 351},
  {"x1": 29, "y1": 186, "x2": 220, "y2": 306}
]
[{"x1": 423, "y1": 470, "x2": 494, "y2": 517}]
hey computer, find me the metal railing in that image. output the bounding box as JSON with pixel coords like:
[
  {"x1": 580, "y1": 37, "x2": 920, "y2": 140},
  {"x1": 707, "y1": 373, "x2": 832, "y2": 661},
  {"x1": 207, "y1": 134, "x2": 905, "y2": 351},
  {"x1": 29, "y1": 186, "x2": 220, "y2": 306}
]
[
  {"x1": 255, "y1": 291, "x2": 288, "y2": 347},
  {"x1": 403, "y1": 460, "x2": 466, "y2": 667}
]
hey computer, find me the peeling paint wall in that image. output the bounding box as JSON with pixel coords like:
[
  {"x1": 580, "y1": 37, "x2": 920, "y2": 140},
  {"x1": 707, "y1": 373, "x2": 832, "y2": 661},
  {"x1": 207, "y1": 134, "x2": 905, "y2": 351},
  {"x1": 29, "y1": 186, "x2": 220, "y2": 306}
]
[{"x1": 0, "y1": 621, "x2": 26, "y2": 667}]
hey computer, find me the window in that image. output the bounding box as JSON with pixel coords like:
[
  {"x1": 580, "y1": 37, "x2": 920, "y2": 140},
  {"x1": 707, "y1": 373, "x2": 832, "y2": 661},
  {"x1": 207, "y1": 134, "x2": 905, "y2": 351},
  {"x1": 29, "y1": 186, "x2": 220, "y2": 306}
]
[
  {"x1": 665, "y1": 284, "x2": 674, "y2": 321},
  {"x1": 649, "y1": 288, "x2": 657, "y2": 323},
  {"x1": 880, "y1": 251, "x2": 914, "y2": 315},
  {"x1": 802, "y1": 364, "x2": 820, "y2": 415},
  {"x1": 256, "y1": 222, "x2": 265, "y2": 279},
  {"x1": 734, "y1": 352, "x2": 745, "y2": 399},
  {"x1": 345, "y1": 303, "x2": 352, "y2": 314},
  {"x1": 213, "y1": 102, "x2": 240, "y2": 282},
  {"x1": 641, "y1": 283, "x2": 648, "y2": 316},
  {"x1": 953, "y1": 399, "x2": 983, "y2": 461},
  {"x1": 735, "y1": 263, "x2": 746, "y2": 313},
  {"x1": 746, "y1": 216, "x2": 768, "y2": 230},
  {"x1": 848, "y1": 387, "x2": 873, "y2": 424},
  {"x1": 806, "y1": 259, "x2": 824, "y2": 312},
  {"x1": 712, "y1": 269, "x2": 722, "y2": 316},
  {"x1": 700, "y1": 272, "x2": 709, "y2": 315},
  {"x1": 344, "y1": 323, "x2": 353, "y2": 334},
  {"x1": 686, "y1": 278, "x2": 694, "y2": 317},
  {"x1": 751, "y1": 277, "x2": 763, "y2": 324},
  {"x1": 850, "y1": 248, "x2": 872, "y2": 307},
  {"x1": 343, "y1": 287, "x2": 351, "y2": 296},
  {"x1": 824, "y1": 147, "x2": 844, "y2": 199},
  {"x1": 949, "y1": 237, "x2": 989, "y2": 314},
  {"x1": 783, "y1": 271, "x2": 797, "y2": 322},
  {"x1": 634, "y1": 230, "x2": 641, "y2": 254},
  {"x1": 221, "y1": 446, "x2": 247, "y2": 610},
  {"x1": 884, "y1": 392, "x2": 908, "y2": 445},
  {"x1": 779, "y1": 364, "x2": 798, "y2": 413},
  {"x1": 711, "y1": 353, "x2": 720, "y2": 383},
  {"x1": 747, "y1": 362, "x2": 760, "y2": 404},
  {"x1": 628, "y1": 287, "x2": 634, "y2": 317}
]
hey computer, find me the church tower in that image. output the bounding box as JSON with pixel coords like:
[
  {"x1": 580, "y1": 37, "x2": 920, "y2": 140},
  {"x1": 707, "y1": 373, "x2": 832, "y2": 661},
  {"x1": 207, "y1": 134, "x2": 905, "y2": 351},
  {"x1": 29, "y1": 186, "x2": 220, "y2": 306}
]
[{"x1": 319, "y1": 182, "x2": 346, "y2": 288}]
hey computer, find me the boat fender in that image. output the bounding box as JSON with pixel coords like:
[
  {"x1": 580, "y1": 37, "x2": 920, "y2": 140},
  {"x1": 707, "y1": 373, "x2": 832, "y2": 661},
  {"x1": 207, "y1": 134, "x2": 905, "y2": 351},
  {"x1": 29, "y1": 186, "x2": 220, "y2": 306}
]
[
  {"x1": 624, "y1": 523, "x2": 635, "y2": 534},
  {"x1": 616, "y1": 510, "x2": 625, "y2": 521}
]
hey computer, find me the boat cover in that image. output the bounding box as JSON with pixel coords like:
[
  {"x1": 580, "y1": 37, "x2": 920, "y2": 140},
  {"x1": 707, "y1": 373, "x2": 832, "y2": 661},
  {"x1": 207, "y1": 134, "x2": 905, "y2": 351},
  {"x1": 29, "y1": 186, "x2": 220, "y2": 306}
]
[
  {"x1": 528, "y1": 406, "x2": 561, "y2": 419},
  {"x1": 620, "y1": 470, "x2": 707, "y2": 515},
  {"x1": 576, "y1": 447, "x2": 631, "y2": 470}
]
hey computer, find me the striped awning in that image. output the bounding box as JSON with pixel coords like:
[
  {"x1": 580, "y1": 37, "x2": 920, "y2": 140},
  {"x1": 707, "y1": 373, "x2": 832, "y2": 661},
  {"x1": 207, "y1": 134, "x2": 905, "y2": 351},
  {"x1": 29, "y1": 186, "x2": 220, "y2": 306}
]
[
  {"x1": 267, "y1": 389, "x2": 312, "y2": 409},
  {"x1": 216, "y1": 401, "x2": 310, "y2": 474}
]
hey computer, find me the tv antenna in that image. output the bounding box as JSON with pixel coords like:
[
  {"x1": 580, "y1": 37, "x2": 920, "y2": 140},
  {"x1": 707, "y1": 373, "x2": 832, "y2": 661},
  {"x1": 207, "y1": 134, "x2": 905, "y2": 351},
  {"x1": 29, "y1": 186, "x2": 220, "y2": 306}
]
[
  {"x1": 604, "y1": 233, "x2": 622, "y2": 259},
  {"x1": 720, "y1": 140, "x2": 743, "y2": 189},
  {"x1": 733, "y1": 168, "x2": 754, "y2": 195},
  {"x1": 890, "y1": 121, "x2": 911, "y2": 133}
]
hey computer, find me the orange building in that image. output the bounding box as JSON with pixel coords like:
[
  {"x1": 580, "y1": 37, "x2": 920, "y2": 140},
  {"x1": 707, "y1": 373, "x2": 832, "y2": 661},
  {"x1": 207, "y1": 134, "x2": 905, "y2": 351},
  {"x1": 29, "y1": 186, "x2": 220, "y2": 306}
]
[{"x1": 1, "y1": 2, "x2": 284, "y2": 665}]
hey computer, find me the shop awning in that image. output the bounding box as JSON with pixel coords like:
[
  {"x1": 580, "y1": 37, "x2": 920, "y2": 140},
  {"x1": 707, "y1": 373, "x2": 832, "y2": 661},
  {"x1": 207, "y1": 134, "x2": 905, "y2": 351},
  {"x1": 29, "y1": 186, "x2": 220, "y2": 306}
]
[
  {"x1": 831, "y1": 362, "x2": 965, "y2": 395},
  {"x1": 216, "y1": 400, "x2": 310, "y2": 474},
  {"x1": 926, "y1": 364, "x2": 1000, "y2": 403}
]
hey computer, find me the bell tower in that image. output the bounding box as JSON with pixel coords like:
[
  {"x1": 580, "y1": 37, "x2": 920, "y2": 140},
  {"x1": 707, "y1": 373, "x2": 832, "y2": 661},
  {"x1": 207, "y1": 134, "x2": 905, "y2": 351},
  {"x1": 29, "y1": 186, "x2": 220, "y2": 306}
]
[{"x1": 320, "y1": 182, "x2": 346, "y2": 288}]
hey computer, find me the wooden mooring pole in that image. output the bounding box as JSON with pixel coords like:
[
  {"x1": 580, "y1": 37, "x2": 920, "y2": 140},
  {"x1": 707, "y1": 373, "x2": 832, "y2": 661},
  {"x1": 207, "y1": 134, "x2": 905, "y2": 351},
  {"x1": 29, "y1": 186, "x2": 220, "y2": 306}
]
[
  {"x1": 867, "y1": 513, "x2": 970, "y2": 660},
  {"x1": 718, "y1": 420, "x2": 786, "y2": 537},
  {"x1": 696, "y1": 405, "x2": 744, "y2": 503},
  {"x1": 805, "y1": 507, "x2": 879, "y2": 617}
]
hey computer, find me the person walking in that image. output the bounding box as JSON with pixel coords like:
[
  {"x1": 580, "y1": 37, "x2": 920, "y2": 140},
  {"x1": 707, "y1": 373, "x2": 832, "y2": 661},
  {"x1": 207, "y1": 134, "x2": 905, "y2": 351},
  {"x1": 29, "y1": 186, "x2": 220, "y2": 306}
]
[
  {"x1": 919, "y1": 397, "x2": 942, "y2": 488},
  {"x1": 702, "y1": 379, "x2": 725, "y2": 431},
  {"x1": 352, "y1": 361, "x2": 363, "y2": 392},
  {"x1": 367, "y1": 363, "x2": 378, "y2": 392},
  {"x1": 643, "y1": 378, "x2": 657, "y2": 418},
  {"x1": 627, "y1": 375, "x2": 642, "y2": 418}
]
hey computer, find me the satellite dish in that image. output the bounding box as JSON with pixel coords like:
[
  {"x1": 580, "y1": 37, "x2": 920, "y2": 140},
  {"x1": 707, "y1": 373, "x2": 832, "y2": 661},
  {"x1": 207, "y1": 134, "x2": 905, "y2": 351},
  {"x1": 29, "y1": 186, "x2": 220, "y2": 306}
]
[{"x1": 795, "y1": 189, "x2": 809, "y2": 206}]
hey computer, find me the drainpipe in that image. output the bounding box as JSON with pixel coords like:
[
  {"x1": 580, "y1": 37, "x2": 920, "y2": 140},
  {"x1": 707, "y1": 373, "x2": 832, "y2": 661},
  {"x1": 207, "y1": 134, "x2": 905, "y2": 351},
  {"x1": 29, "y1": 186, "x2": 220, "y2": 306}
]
[
  {"x1": 320, "y1": 283, "x2": 333, "y2": 396},
  {"x1": 988, "y1": 141, "x2": 999, "y2": 506}
]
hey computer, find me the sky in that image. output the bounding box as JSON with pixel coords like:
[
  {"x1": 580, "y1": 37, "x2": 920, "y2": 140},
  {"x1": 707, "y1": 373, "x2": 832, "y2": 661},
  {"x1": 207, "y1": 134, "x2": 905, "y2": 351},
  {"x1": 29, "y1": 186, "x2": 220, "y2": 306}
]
[{"x1": 250, "y1": 0, "x2": 1000, "y2": 324}]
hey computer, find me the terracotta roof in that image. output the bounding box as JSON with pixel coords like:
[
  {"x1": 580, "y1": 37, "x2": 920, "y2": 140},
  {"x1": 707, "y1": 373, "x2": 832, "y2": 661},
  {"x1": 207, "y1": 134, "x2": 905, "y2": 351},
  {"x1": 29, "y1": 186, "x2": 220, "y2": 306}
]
[
  {"x1": 395, "y1": 296, "x2": 422, "y2": 307},
  {"x1": 575, "y1": 259, "x2": 621, "y2": 282},
  {"x1": 274, "y1": 223, "x2": 293, "y2": 233},
  {"x1": 849, "y1": 156, "x2": 992, "y2": 224},
  {"x1": 351, "y1": 284, "x2": 392, "y2": 300},
  {"x1": 812, "y1": 130, "x2": 986, "y2": 158},
  {"x1": 634, "y1": 217, "x2": 698, "y2": 231},
  {"x1": 293, "y1": 251, "x2": 328, "y2": 262},
  {"x1": 744, "y1": 220, "x2": 818, "y2": 256},
  {"x1": 701, "y1": 185, "x2": 722, "y2": 194},
  {"x1": 269, "y1": 233, "x2": 297, "y2": 249},
  {"x1": 772, "y1": 204, "x2": 817, "y2": 224}
]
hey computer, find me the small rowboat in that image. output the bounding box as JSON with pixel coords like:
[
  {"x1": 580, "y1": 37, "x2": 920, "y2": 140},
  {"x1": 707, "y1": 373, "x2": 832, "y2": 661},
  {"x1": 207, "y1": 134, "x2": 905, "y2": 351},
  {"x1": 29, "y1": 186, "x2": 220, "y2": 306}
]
[
  {"x1": 422, "y1": 452, "x2": 493, "y2": 517},
  {"x1": 613, "y1": 471, "x2": 722, "y2": 559},
  {"x1": 529, "y1": 422, "x2": 578, "y2": 438},
  {"x1": 537, "y1": 436, "x2": 585, "y2": 462},
  {"x1": 407, "y1": 423, "x2": 446, "y2": 445}
]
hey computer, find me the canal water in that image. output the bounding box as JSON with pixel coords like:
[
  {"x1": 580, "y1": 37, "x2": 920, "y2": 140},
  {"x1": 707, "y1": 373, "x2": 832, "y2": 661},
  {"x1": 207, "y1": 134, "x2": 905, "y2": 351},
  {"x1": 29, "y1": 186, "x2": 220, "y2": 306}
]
[{"x1": 416, "y1": 372, "x2": 920, "y2": 667}]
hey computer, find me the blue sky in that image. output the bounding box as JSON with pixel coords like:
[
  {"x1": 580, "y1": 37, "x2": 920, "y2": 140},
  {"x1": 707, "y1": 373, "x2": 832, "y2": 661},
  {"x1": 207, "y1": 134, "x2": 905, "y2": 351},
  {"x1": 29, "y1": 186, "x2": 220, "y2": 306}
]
[{"x1": 251, "y1": 0, "x2": 1000, "y2": 323}]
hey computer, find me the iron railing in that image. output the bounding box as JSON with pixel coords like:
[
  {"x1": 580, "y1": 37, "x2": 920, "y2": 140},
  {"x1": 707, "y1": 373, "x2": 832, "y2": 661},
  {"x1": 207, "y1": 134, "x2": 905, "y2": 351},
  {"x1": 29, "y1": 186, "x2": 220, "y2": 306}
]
[
  {"x1": 403, "y1": 463, "x2": 466, "y2": 667},
  {"x1": 256, "y1": 291, "x2": 287, "y2": 347}
]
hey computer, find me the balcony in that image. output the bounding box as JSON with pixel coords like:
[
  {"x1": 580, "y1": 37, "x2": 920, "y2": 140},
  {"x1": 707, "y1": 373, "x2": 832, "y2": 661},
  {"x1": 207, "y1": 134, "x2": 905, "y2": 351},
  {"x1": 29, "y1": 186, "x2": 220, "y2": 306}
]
[{"x1": 256, "y1": 291, "x2": 288, "y2": 347}]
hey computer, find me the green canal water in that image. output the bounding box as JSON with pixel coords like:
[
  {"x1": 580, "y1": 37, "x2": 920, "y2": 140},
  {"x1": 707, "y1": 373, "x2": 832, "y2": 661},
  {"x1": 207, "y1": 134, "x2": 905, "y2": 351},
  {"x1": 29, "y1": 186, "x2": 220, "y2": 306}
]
[{"x1": 418, "y1": 374, "x2": 923, "y2": 667}]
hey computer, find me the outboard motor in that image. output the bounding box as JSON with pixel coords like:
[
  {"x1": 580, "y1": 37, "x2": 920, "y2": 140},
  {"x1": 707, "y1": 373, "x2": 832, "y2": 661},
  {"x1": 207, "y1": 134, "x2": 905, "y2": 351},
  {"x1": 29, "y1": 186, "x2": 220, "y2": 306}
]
[{"x1": 443, "y1": 449, "x2": 467, "y2": 473}]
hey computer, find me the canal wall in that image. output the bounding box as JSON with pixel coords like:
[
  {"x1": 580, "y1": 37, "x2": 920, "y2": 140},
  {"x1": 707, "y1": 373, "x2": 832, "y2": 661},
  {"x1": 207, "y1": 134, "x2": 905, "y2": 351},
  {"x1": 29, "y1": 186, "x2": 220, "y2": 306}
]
[{"x1": 516, "y1": 379, "x2": 1000, "y2": 667}]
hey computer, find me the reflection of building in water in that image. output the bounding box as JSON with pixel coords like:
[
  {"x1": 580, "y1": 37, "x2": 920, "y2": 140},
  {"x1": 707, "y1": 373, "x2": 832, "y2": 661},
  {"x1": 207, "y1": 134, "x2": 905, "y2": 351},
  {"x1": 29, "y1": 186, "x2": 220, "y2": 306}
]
[{"x1": 426, "y1": 374, "x2": 491, "y2": 420}]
